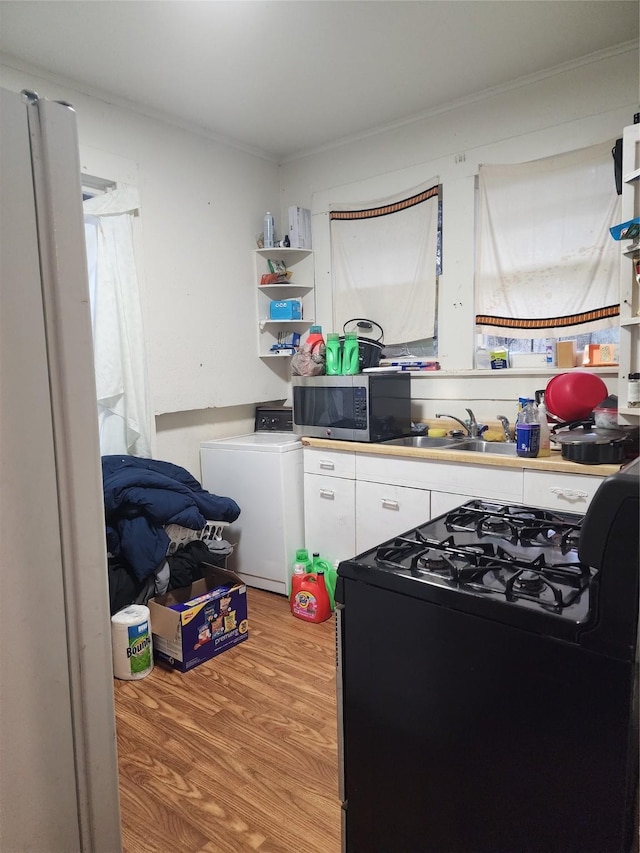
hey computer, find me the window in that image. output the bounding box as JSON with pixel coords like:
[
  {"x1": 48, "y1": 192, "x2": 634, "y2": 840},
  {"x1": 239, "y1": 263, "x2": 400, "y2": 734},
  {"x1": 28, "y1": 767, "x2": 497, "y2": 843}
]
[
  {"x1": 475, "y1": 141, "x2": 621, "y2": 352},
  {"x1": 330, "y1": 183, "x2": 441, "y2": 352}
]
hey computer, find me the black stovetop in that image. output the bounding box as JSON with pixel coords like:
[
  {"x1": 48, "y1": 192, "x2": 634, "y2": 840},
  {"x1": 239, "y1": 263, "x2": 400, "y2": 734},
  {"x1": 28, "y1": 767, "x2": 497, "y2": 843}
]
[{"x1": 347, "y1": 499, "x2": 596, "y2": 628}]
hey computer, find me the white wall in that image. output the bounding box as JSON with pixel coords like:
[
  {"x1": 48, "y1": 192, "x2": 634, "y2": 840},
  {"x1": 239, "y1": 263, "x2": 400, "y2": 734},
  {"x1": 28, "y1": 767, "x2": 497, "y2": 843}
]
[
  {"x1": 1, "y1": 58, "x2": 290, "y2": 474},
  {"x1": 2, "y1": 46, "x2": 637, "y2": 474},
  {"x1": 279, "y1": 45, "x2": 637, "y2": 424}
]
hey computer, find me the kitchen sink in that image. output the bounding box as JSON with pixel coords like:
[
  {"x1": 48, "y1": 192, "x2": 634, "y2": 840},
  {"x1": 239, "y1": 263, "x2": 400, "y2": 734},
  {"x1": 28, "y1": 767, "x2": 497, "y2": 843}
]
[
  {"x1": 382, "y1": 435, "x2": 462, "y2": 449},
  {"x1": 451, "y1": 439, "x2": 519, "y2": 456},
  {"x1": 382, "y1": 436, "x2": 519, "y2": 455}
]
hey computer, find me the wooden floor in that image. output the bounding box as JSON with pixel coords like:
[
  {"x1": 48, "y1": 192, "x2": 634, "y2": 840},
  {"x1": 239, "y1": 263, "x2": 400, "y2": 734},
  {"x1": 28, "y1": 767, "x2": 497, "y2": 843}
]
[{"x1": 114, "y1": 589, "x2": 341, "y2": 853}]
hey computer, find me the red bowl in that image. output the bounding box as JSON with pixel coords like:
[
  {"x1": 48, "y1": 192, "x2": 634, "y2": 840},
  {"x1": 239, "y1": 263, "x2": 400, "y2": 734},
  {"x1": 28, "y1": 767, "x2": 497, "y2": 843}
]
[{"x1": 545, "y1": 372, "x2": 608, "y2": 422}]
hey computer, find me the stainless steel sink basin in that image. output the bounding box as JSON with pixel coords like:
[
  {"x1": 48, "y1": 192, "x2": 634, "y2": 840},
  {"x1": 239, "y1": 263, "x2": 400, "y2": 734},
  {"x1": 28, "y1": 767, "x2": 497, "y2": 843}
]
[
  {"x1": 382, "y1": 435, "x2": 461, "y2": 449},
  {"x1": 452, "y1": 439, "x2": 519, "y2": 456},
  {"x1": 382, "y1": 436, "x2": 519, "y2": 455}
]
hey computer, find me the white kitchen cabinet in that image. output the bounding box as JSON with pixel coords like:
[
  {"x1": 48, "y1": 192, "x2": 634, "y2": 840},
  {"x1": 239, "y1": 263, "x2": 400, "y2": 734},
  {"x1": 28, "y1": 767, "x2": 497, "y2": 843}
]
[
  {"x1": 355, "y1": 479, "x2": 430, "y2": 554},
  {"x1": 303, "y1": 447, "x2": 356, "y2": 564},
  {"x1": 303, "y1": 445, "x2": 606, "y2": 563},
  {"x1": 430, "y1": 490, "x2": 475, "y2": 518},
  {"x1": 355, "y1": 453, "x2": 523, "y2": 504},
  {"x1": 522, "y1": 470, "x2": 605, "y2": 513},
  {"x1": 617, "y1": 122, "x2": 640, "y2": 421},
  {"x1": 255, "y1": 248, "x2": 314, "y2": 358}
]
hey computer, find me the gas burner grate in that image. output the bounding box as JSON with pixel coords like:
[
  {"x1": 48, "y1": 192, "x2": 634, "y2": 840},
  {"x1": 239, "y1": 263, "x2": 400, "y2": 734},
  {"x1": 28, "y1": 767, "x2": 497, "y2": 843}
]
[
  {"x1": 445, "y1": 502, "x2": 582, "y2": 553},
  {"x1": 374, "y1": 530, "x2": 592, "y2": 610}
]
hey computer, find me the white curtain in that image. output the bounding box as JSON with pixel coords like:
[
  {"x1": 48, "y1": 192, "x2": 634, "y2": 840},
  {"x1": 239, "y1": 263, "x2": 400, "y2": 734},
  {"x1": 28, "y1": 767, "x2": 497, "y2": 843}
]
[
  {"x1": 83, "y1": 187, "x2": 152, "y2": 457},
  {"x1": 475, "y1": 141, "x2": 621, "y2": 338},
  {"x1": 330, "y1": 183, "x2": 440, "y2": 345}
]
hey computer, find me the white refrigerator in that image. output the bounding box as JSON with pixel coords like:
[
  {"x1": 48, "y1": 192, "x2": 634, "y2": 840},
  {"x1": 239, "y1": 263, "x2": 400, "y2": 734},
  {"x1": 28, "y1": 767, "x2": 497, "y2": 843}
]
[{"x1": 0, "y1": 88, "x2": 122, "y2": 851}]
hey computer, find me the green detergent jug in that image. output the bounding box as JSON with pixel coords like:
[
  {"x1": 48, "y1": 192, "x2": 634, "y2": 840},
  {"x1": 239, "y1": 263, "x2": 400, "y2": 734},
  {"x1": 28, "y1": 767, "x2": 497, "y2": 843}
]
[{"x1": 313, "y1": 554, "x2": 337, "y2": 610}]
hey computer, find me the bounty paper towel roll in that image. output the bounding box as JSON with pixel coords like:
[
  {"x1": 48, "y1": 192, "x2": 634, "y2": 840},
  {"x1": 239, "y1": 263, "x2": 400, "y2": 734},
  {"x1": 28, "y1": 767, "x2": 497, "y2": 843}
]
[{"x1": 111, "y1": 605, "x2": 154, "y2": 680}]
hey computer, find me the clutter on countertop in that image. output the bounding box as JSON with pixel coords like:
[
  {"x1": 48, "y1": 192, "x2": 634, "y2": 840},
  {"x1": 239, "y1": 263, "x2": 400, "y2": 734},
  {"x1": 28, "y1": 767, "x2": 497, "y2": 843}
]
[
  {"x1": 543, "y1": 371, "x2": 608, "y2": 422},
  {"x1": 340, "y1": 319, "x2": 385, "y2": 372},
  {"x1": 490, "y1": 348, "x2": 509, "y2": 369},
  {"x1": 291, "y1": 325, "x2": 326, "y2": 376}
]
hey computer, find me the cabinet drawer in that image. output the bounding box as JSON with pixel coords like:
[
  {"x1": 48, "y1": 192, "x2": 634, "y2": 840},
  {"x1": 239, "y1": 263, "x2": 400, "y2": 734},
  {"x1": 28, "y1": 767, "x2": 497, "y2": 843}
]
[
  {"x1": 356, "y1": 480, "x2": 430, "y2": 554},
  {"x1": 304, "y1": 447, "x2": 355, "y2": 479},
  {"x1": 523, "y1": 471, "x2": 604, "y2": 514},
  {"x1": 356, "y1": 453, "x2": 522, "y2": 502}
]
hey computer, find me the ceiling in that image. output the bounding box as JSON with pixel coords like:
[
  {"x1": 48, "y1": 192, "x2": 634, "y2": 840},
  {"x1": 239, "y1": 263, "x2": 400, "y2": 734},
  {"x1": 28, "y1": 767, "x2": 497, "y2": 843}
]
[{"x1": 0, "y1": 1, "x2": 638, "y2": 161}]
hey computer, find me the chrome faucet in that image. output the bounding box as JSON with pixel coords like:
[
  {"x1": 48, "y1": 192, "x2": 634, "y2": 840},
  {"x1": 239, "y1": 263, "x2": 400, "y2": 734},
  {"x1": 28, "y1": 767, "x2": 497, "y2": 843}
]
[
  {"x1": 497, "y1": 415, "x2": 514, "y2": 442},
  {"x1": 435, "y1": 408, "x2": 479, "y2": 438}
]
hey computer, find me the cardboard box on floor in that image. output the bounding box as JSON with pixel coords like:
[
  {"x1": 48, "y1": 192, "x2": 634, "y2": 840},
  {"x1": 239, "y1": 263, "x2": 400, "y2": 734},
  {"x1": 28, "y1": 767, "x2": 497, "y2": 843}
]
[{"x1": 149, "y1": 564, "x2": 248, "y2": 672}]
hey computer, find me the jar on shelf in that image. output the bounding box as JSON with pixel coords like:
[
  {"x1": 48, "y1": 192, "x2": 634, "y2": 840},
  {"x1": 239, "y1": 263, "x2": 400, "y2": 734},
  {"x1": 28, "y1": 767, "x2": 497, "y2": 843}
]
[{"x1": 627, "y1": 373, "x2": 640, "y2": 407}]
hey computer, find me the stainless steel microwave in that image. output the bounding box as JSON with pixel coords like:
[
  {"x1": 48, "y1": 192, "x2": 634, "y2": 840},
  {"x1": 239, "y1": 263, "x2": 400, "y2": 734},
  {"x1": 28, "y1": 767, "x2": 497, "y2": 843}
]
[{"x1": 291, "y1": 374, "x2": 412, "y2": 442}]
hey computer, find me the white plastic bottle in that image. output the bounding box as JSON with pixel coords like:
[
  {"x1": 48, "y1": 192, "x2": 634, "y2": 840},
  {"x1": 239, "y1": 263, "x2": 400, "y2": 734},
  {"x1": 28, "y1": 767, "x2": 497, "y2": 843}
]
[
  {"x1": 537, "y1": 399, "x2": 551, "y2": 457},
  {"x1": 263, "y1": 211, "x2": 275, "y2": 248}
]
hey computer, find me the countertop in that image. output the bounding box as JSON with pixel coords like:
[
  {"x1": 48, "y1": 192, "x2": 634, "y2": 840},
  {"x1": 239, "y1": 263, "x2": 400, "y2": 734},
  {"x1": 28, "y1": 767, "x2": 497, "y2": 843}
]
[{"x1": 300, "y1": 437, "x2": 622, "y2": 477}]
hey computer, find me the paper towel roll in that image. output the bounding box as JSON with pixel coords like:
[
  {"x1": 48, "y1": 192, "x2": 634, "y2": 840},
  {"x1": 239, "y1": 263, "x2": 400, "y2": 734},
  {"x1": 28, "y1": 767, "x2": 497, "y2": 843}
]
[{"x1": 111, "y1": 605, "x2": 154, "y2": 680}]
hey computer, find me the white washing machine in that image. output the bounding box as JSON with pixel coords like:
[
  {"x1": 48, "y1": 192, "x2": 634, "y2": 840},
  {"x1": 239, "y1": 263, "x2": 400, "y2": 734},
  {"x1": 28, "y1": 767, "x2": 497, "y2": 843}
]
[{"x1": 200, "y1": 412, "x2": 303, "y2": 596}]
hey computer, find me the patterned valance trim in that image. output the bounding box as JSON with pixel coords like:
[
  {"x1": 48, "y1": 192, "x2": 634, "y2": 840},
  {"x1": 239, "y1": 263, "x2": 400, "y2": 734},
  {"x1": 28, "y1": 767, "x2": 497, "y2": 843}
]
[
  {"x1": 475, "y1": 304, "x2": 620, "y2": 329},
  {"x1": 330, "y1": 184, "x2": 440, "y2": 221}
]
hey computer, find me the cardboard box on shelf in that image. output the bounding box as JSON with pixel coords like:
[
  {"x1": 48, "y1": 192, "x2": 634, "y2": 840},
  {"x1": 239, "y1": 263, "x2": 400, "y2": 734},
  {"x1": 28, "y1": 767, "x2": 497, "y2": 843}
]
[
  {"x1": 490, "y1": 348, "x2": 509, "y2": 369},
  {"x1": 582, "y1": 343, "x2": 619, "y2": 366},
  {"x1": 269, "y1": 299, "x2": 302, "y2": 320},
  {"x1": 149, "y1": 565, "x2": 248, "y2": 673},
  {"x1": 288, "y1": 206, "x2": 312, "y2": 249},
  {"x1": 556, "y1": 341, "x2": 577, "y2": 368}
]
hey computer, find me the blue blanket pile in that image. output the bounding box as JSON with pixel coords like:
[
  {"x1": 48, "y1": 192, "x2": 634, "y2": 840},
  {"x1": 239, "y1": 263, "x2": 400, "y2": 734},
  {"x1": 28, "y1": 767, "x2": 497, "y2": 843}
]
[{"x1": 102, "y1": 455, "x2": 241, "y2": 581}]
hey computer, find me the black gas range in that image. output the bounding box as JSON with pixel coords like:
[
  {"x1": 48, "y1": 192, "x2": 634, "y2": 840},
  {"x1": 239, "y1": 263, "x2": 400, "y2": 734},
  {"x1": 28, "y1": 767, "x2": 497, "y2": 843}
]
[
  {"x1": 336, "y1": 460, "x2": 639, "y2": 853},
  {"x1": 361, "y1": 499, "x2": 593, "y2": 638}
]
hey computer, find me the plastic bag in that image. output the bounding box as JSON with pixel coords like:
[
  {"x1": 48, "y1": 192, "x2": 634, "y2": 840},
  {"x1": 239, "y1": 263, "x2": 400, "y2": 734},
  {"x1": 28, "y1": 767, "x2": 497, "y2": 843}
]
[{"x1": 291, "y1": 340, "x2": 326, "y2": 376}]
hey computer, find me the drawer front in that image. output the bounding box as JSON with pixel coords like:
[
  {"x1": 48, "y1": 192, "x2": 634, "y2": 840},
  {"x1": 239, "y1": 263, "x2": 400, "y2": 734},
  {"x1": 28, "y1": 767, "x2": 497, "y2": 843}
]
[
  {"x1": 523, "y1": 471, "x2": 604, "y2": 514},
  {"x1": 355, "y1": 480, "x2": 430, "y2": 554},
  {"x1": 304, "y1": 447, "x2": 356, "y2": 479},
  {"x1": 356, "y1": 453, "x2": 522, "y2": 502}
]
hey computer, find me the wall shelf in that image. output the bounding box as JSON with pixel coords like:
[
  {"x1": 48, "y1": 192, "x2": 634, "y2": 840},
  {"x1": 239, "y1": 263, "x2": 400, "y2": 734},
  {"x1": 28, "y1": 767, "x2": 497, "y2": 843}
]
[
  {"x1": 254, "y1": 248, "x2": 315, "y2": 358},
  {"x1": 617, "y1": 122, "x2": 640, "y2": 423}
]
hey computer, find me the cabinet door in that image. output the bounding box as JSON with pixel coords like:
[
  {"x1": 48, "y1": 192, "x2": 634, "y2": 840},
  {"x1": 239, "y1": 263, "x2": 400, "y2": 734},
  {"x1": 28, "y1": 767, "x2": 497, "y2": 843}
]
[
  {"x1": 356, "y1": 480, "x2": 430, "y2": 554},
  {"x1": 523, "y1": 470, "x2": 604, "y2": 514},
  {"x1": 430, "y1": 490, "x2": 473, "y2": 518},
  {"x1": 304, "y1": 473, "x2": 356, "y2": 563}
]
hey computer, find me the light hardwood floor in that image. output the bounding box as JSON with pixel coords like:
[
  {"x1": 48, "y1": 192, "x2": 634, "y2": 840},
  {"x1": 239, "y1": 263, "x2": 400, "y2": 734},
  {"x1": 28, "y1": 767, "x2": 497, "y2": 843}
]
[{"x1": 114, "y1": 589, "x2": 341, "y2": 853}]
